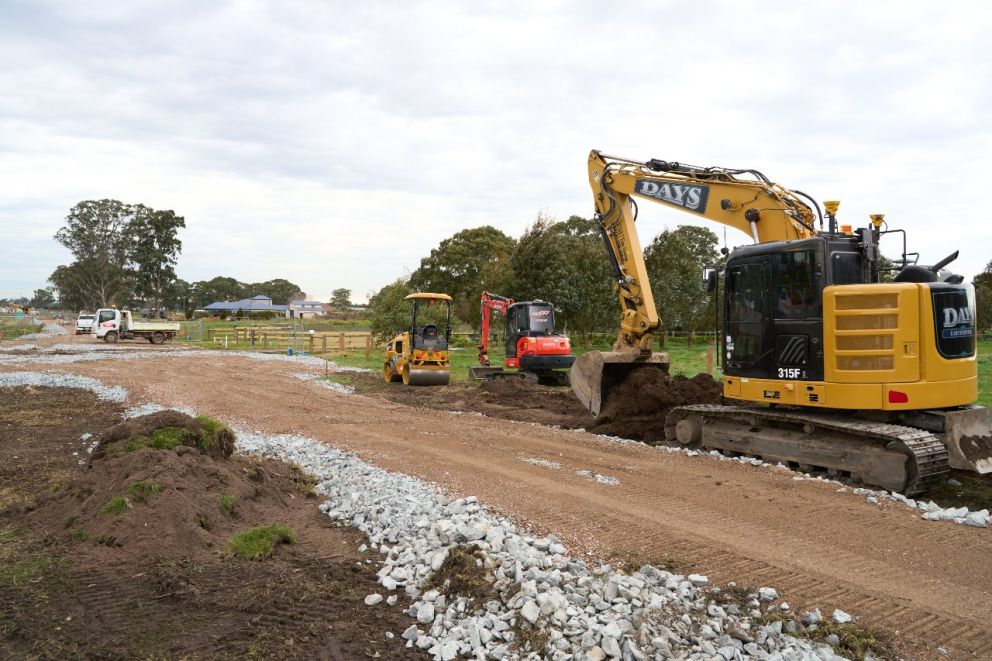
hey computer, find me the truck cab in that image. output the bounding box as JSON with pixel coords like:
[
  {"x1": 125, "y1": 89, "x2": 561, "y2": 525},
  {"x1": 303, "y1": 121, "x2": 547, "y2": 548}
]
[{"x1": 94, "y1": 308, "x2": 179, "y2": 344}]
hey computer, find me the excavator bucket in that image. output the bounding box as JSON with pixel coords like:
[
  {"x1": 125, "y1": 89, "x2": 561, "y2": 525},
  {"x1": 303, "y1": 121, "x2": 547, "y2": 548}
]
[
  {"x1": 942, "y1": 406, "x2": 992, "y2": 474},
  {"x1": 570, "y1": 350, "x2": 669, "y2": 417}
]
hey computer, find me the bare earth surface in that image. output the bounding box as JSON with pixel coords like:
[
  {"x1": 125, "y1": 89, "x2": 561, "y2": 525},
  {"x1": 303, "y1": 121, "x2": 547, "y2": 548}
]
[{"x1": 5, "y1": 347, "x2": 992, "y2": 658}]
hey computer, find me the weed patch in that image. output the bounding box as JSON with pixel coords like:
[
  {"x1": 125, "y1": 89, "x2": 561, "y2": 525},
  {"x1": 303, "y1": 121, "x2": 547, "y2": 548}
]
[
  {"x1": 510, "y1": 618, "x2": 549, "y2": 654},
  {"x1": 228, "y1": 524, "x2": 296, "y2": 560},
  {"x1": 100, "y1": 496, "x2": 130, "y2": 515},
  {"x1": 127, "y1": 481, "x2": 163, "y2": 502},
  {"x1": 218, "y1": 493, "x2": 236, "y2": 516},
  {"x1": 423, "y1": 544, "x2": 492, "y2": 602},
  {"x1": 149, "y1": 427, "x2": 185, "y2": 449},
  {"x1": 758, "y1": 612, "x2": 894, "y2": 660}
]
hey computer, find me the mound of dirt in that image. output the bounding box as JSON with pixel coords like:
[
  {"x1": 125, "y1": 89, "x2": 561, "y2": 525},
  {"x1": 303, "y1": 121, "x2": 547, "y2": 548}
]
[
  {"x1": 480, "y1": 377, "x2": 592, "y2": 419},
  {"x1": 2, "y1": 396, "x2": 421, "y2": 659},
  {"x1": 91, "y1": 410, "x2": 235, "y2": 461},
  {"x1": 587, "y1": 372, "x2": 723, "y2": 442},
  {"x1": 27, "y1": 416, "x2": 313, "y2": 564}
]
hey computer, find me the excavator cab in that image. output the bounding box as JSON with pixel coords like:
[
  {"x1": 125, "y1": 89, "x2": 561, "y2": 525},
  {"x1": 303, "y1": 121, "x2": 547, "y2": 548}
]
[{"x1": 383, "y1": 293, "x2": 452, "y2": 386}]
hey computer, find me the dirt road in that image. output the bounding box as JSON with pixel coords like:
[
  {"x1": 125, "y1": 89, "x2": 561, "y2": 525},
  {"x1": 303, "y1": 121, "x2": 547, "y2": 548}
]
[{"x1": 8, "y1": 351, "x2": 992, "y2": 658}]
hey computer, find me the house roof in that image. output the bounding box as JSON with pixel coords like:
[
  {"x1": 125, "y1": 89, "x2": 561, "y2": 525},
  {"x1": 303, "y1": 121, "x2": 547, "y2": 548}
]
[
  {"x1": 204, "y1": 296, "x2": 288, "y2": 312},
  {"x1": 290, "y1": 300, "x2": 324, "y2": 306}
]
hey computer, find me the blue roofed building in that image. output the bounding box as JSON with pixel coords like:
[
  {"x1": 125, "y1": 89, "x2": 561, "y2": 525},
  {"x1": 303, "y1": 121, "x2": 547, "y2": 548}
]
[{"x1": 203, "y1": 294, "x2": 289, "y2": 317}]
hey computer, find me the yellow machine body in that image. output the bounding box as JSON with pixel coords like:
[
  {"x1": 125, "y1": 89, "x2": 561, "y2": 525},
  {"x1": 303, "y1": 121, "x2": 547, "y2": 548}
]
[
  {"x1": 724, "y1": 282, "x2": 977, "y2": 411},
  {"x1": 383, "y1": 293, "x2": 452, "y2": 386}
]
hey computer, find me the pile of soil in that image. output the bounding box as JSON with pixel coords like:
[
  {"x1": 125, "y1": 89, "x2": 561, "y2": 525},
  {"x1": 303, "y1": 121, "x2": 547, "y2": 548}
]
[
  {"x1": 589, "y1": 372, "x2": 724, "y2": 442},
  {"x1": 362, "y1": 371, "x2": 595, "y2": 428},
  {"x1": 356, "y1": 369, "x2": 723, "y2": 444},
  {"x1": 1, "y1": 391, "x2": 422, "y2": 659}
]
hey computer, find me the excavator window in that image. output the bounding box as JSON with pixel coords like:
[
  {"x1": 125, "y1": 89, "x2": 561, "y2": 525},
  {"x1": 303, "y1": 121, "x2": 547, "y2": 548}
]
[
  {"x1": 527, "y1": 306, "x2": 554, "y2": 334},
  {"x1": 831, "y1": 252, "x2": 863, "y2": 285},
  {"x1": 773, "y1": 250, "x2": 819, "y2": 320},
  {"x1": 726, "y1": 263, "x2": 768, "y2": 366}
]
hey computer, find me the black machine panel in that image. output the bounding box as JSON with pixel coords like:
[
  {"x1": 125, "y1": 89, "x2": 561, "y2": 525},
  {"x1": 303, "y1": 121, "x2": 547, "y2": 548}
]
[{"x1": 722, "y1": 236, "x2": 868, "y2": 381}]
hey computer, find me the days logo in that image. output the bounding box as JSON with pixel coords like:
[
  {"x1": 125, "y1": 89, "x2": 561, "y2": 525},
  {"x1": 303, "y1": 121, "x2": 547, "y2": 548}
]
[
  {"x1": 634, "y1": 179, "x2": 709, "y2": 213},
  {"x1": 943, "y1": 306, "x2": 971, "y2": 328},
  {"x1": 941, "y1": 305, "x2": 974, "y2": 339}
]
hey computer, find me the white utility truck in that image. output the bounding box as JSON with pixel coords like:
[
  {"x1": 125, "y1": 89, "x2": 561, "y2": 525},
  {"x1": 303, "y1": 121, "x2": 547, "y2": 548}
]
[
  {"x1": 93, "y1": 308, "x2": 181, "y2": 344},
  {"x1": 75, "y1": 313, "x2": 95, "y2": 334}
]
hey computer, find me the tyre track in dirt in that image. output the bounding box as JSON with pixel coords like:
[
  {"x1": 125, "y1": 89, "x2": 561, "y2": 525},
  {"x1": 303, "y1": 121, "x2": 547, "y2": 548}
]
[{"x1": 10, "y1": 353, "x2": 992, "y2": 658}]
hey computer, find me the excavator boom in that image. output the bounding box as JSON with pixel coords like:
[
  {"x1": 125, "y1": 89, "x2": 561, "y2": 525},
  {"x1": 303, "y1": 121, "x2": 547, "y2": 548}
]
[{"x1": 573, "y1": 150, "x2": 819, "y2": 415}]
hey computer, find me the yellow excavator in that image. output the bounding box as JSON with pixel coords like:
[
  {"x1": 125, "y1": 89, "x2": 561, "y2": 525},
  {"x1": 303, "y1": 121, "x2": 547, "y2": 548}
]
[
  {"x1": 572, "y1": 150, "x2": 991, "y2": 494},
  {"x1": 383, "y1": 293, "x2": 452, "y2": 386}
]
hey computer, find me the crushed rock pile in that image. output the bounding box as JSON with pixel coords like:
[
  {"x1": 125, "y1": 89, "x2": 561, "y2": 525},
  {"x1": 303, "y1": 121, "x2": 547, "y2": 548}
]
[
  {"x1": 16, "y1": 322, "x2": 68, "y2": 340},
  {"x1": 239, "y1": 430, "x2": 849, "y2": 660}
]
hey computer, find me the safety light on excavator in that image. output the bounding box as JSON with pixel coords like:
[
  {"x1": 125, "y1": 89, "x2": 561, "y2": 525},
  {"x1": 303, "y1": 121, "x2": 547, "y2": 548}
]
[
  {"x1": 888, "y1": 390, "x2": 909, "y2": 404},
  {"x1": 840, "y1": 224, "x2": 853, "y2": 234},
  {"x1": 870, "y1": 214, "x2": 885, "y2": 229}
]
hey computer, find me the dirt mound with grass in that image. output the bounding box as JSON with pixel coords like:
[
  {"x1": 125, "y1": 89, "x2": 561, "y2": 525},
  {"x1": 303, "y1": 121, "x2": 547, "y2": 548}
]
[
  {"x1": 2, "y1": 393, "x2": 421, "y2": 659},
  {"x1": 22, "y1": 411, "x2": 314, "y2": 564},
  {"x1": 91, "y1": 410, "x2": 235, "y2": 461},
  {"x1": 588, "y1": 372, "x2": 724, "y2": 442}
]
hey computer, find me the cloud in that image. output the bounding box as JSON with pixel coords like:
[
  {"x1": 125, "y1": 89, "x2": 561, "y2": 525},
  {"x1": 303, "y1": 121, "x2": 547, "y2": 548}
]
[{"x1": 1, "y1": 0, "x2": 990, "y2": 301}]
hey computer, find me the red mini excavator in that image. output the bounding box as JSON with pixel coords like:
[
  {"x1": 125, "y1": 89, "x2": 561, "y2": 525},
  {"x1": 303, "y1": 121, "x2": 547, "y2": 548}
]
[{"x1": 468, "y1": 292, "x2": 575, "y2": 386}]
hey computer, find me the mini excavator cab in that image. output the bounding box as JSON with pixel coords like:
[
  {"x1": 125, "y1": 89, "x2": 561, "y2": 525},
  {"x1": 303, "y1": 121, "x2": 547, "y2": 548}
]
[{"x1": 383, "y1": 293, "x2": 452, "y2": 386}]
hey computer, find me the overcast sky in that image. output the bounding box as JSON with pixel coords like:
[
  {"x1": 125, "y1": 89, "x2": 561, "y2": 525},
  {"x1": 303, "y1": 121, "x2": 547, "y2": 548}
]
[{"x1": 2, "y1": 0, "x2": 990, "y2": 302}]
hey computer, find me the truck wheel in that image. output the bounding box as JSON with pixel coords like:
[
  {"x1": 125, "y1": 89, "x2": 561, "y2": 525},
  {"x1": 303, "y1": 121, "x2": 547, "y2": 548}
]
[
  {"x1": 151, "y1": 331, "x2": 166, "y2": 345},
  {"x1": 104, "y1": 332, "x2": 118, "y2": 344}
]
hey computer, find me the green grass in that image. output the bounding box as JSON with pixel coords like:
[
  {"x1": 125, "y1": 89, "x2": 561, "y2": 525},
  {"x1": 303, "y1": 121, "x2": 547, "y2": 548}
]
[
  {"x1": 149, "y1": 427, "x2": 186, "y2": 449},
  {"x1": 328, "y1": 335, "x2": 719, "y2": 384},
  {"x1": 126, "y1": 481, "x2": 162, "y2": 502},
  {"x1": 227, "y1": 524, "x2": 296, "y2": 560},
  {"x1": 0, "y1": 553, "x2": 71, "y2": 590},
  {"x1": 978, "y1": 339, "x2": 991, "y2": 406},
  {"x1": 218, "y1": 493, "x2": 236, "y2": 517},
  {"x1": 100, "y1": 496, "x2": 130, "y2": 515}
]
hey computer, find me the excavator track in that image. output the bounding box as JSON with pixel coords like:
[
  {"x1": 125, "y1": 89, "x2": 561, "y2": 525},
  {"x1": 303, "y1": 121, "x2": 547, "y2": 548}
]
[{"x1": 665, "y1": 404, "x2": 949, "y2": 496}]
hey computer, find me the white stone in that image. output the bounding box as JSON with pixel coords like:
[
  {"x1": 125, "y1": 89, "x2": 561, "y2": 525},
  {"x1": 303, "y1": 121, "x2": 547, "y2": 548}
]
[
  {"x1": 758, "y1": 587, "x2": 779, "y2": 601},
  {"x1": 417, "y1": 603, "x2": 435, "y2": 624},
  {"x1": 832, "y1": 608, "x2": 853, "y2": 624},
  {"x1": 688, "y1": 574, "x2": 709, "y2": 586},
  {"x1": 364, "y1": 593, "x2": 382, "y2": 606},
  {"x1": 521, "y1": 600, "x2": 541, "y2": 624}
]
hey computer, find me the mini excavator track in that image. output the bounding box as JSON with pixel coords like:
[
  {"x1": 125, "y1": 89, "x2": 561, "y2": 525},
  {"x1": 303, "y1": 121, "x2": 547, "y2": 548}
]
[{"x1": 665, "y1": 404, "x2": 949, "y2": 496}]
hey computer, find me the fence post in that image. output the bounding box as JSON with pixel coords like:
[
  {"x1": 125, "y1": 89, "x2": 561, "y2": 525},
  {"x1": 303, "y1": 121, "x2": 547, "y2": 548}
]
[
  {"x1": 308, "y1": 335, "x2": 314, "y2": 354},
  {"x1": 365, "y1": 334, "x2": 372, "y2": 358},
  {"x1": 339, "y1": 332, "x2": 345, "y2": 353},
  {"x1": 322, "y1": 335, "x2": 327, "y2": 354}
]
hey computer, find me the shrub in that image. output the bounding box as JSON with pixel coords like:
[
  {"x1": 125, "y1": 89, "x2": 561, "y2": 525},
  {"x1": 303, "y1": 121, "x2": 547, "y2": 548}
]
[
  {"x1": 126, "y1": 481, "x2": 162, "y2": 502},
  {"x1": 218, "y1": 493, "x2": 236, "y2": 517}
]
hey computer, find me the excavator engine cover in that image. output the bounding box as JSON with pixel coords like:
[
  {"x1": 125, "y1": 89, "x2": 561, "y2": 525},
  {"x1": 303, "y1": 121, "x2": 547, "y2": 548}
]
[{"x1": 571, "y1": 350, "x2": 670, "y2": 417}]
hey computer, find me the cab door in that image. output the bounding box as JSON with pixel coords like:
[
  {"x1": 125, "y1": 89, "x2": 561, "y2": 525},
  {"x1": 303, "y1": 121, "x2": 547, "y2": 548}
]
[{"x1": 724, "y1": 257, "x2": 773, "y2": 378}]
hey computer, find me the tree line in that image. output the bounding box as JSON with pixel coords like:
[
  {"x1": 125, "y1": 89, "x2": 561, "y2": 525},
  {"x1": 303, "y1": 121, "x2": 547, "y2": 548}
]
[
  {"x1": 45, "y1": 199, "x2": 311, "y2": 314},
  {"x1": 368, "y1": 215, "x2": 723, "y2": 342},
  {"x1": 369, "y1": 215, "x2": 992, "y2": 343}
]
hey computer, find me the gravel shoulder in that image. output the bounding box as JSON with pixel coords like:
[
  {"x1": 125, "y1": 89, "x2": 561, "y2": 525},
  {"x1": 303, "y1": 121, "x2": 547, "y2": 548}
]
[{"x1": 5, "y1": 352, "x2": 992, "y2": 657}]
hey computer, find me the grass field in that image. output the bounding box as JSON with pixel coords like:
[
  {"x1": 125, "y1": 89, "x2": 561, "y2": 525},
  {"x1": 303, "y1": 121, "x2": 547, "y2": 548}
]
[
  {"x1": 328, "y1": 336, "x2": 718, "y2": 384},
  {"x1": 329, "y1": 336, "x2": 992, "y2": 403}
]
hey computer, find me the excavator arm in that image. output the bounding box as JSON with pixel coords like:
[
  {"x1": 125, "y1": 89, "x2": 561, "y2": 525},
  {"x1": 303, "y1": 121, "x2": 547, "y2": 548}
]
[
  {"x1": 588, "y1": 150, "x2": 818, "y2": 351},
  {"x1": 477, "y1": 292, "x2": 513, "y2": 366},
  {"x1": 573, "y1": 150, "x2": 821, "y2": 415}
]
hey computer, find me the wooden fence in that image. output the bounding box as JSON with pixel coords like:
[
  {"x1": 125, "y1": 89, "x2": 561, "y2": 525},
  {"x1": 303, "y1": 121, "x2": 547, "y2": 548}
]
[{"x1": 207, "y1": 326, "x2": 374, "y2": 356}]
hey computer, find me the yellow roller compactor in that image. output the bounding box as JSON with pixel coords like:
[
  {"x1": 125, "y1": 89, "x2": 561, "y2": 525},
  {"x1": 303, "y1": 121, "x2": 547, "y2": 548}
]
[
  {"x1": 384, "y1": 293, "x2": 452, "y2": 386},
  {"x1": 572, "y1": 150, "x2": 991, "y2": 495}
]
